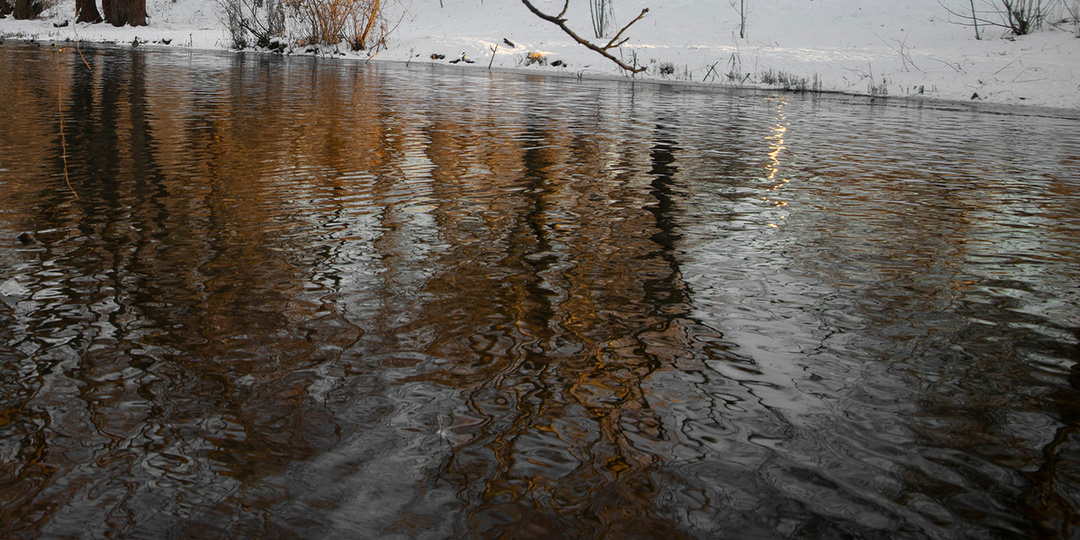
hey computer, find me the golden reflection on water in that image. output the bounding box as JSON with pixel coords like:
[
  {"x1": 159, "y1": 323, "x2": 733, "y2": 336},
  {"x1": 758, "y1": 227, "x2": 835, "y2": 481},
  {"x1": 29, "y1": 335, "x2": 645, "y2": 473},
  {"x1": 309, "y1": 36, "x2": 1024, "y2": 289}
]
[
  {"x1": 762, "y1": 97, "x2": 789, "y2": 230},
  {"x1": 1, "y1": 44, "x2": 1079, "y2": 538}
]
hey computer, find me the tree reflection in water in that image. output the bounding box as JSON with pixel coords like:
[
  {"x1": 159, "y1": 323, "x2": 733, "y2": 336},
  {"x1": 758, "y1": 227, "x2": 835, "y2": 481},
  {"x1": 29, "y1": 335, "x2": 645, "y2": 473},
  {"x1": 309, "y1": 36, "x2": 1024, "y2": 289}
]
[{"x1": 1, "y1": 44, "x2": 1079, "y2": 538}]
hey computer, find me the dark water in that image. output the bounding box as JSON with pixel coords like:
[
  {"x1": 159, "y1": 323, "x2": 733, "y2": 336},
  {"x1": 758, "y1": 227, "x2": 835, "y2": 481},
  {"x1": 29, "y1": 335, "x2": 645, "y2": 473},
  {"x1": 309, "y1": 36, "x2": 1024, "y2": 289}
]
[{"x1": 1, "y1": 43, "x2": 1079, "y2": 538}]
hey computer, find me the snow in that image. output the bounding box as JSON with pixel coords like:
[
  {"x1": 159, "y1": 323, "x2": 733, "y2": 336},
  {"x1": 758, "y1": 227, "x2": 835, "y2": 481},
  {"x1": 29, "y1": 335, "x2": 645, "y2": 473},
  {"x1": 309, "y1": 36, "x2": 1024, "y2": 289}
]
[{"x1": 2, "y1": 0, "x2": 1079, "y2": 110}]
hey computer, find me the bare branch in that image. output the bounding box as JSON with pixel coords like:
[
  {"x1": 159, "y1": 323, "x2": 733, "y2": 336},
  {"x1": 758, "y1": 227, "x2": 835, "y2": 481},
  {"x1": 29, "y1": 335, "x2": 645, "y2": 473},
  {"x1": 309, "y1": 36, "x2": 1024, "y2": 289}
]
[
  {"x1": 603, "y1": 7, "x2": 648, "y2": 50},
  {"x1": 519, "y1": 0, "x2": 649, "y2": 73}
]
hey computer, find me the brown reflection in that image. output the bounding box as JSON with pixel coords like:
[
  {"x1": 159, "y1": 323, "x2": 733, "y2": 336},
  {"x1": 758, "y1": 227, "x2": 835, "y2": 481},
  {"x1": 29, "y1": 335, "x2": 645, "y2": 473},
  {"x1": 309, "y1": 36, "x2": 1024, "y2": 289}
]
[
  {"x1": 3, "y1": 49, "x2": 712, "y2": 537},
  {"x1": 0, "y1": 48, "x2": 386, "y2": 536},
  {"x1": 380, "y1": 96, "x2": 706, "y2": 536},
  {"x1": 3, "y1": 45, "x2": 1080, "y2": 539}
]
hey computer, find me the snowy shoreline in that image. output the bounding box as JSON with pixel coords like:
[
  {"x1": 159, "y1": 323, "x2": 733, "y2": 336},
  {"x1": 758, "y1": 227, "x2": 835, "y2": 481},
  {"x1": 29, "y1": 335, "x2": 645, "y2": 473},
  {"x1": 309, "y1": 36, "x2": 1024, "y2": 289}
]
[{"x1": 3, "y1": 0, "x2": 1079, "y2": 112}]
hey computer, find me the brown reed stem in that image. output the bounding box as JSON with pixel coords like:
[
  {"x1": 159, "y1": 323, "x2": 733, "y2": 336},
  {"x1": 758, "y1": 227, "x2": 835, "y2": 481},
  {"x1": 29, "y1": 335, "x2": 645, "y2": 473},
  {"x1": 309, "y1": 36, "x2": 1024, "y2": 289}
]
[{"x1": 56, "y1": 36, "x2": 82, "y2": 200}]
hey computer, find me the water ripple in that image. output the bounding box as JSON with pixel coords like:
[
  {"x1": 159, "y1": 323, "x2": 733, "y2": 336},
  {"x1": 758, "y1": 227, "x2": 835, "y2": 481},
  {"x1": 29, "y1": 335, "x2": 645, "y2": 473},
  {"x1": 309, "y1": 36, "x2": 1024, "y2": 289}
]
[{"x1": 1, "y1": 43, "x2": 1078, "y2": 538}]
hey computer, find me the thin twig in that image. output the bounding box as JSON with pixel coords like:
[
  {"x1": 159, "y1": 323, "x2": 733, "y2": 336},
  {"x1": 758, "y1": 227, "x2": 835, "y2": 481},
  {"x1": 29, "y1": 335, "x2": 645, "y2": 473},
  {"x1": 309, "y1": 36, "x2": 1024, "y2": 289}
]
[
  {"x1": 937, "y1": 0, "x2": 1017, "y2": 33},
  {"x1": 602, "y1": 7, "x2": 647, "y2": 50},
  {"x1": 994, "y1": 56, "x2": 1023, "y2": 75},
  {"x1": 704, "y1": 61, "x2": 720, "y2": 82},
  {"x1": 56, "y1": 50, "x2": 79, "y2": 200},
  {"x1": 74, "y1": 23, "x2": 90, "y2": 70},
  {"x1": 876, "y1": 33, "x2": 923, "y2": 73},
  {"x1": 928, "y1": 57, "x2": 964, "y2": 73}
]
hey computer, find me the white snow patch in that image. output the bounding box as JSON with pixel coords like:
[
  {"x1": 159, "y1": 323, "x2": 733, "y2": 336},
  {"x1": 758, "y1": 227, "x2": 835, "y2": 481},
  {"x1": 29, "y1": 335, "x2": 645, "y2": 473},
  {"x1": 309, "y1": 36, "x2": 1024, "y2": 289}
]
[{"x1": 2, "y1": 0, "x2": 1079, "y2": 109}]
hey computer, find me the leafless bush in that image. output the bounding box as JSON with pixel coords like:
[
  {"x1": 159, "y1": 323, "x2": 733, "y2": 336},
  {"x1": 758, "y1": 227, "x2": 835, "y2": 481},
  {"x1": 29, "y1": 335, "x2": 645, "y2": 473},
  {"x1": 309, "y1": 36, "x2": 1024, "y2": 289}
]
[
  {"x1": 285, "y1": 0, "x2": 386, "y2": 48},
  {"x1": 1000, "y1": 0, "x2": 1050, "y2": 34},
  {"x1": 287, "y1": 0, "x2": 350, "y2": 45},
  {"x1": 942, "y1": 0, "x2": 1057, "y2": 36},
  {"x1": 1066, "y1": 0, "x2": 1080, "y2": 36},
  {"x1": 347, "y1": 0, "x2": 385, "y2": 50},
  {"x1": 222, "y1": 0, "x2": 387, "y2": 50},
  {"x1": 221, "y1": 0, "x2": 286, "y2": 49}
]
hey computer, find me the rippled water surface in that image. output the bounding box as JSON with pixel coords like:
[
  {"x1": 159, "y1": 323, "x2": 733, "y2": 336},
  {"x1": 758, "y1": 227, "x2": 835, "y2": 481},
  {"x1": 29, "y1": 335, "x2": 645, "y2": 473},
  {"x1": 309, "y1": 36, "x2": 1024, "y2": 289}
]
[{"x1": 1, "y1": 43, "x2": 1079, "y2": 538}]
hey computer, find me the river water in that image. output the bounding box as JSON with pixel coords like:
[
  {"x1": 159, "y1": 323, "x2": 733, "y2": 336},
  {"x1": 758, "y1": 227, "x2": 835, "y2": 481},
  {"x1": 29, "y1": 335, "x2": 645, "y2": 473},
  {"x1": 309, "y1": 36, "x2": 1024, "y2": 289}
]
[{"x1": 1, "y1": 43, "x2": 1078, "y2": 538}]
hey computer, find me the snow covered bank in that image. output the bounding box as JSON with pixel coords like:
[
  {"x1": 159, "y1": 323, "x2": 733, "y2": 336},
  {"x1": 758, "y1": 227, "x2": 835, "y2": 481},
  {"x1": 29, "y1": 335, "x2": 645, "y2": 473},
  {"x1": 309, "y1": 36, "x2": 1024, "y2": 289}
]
[{"x1": 3, "y1": 0, "x2": 1079, "y2": 110}]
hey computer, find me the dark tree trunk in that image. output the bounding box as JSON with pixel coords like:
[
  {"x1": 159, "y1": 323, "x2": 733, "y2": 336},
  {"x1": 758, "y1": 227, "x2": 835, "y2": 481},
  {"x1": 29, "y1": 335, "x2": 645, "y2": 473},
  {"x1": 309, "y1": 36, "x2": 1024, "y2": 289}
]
[
  {"x1": 13, "y1": 0, "x2": 44, "y2": 19},
  {"x1": 102, "y1": 0, "x2": 146, "y2": 26},
  {"x1": 76, "y1": 0, "x2": 103, "y2": 23}
]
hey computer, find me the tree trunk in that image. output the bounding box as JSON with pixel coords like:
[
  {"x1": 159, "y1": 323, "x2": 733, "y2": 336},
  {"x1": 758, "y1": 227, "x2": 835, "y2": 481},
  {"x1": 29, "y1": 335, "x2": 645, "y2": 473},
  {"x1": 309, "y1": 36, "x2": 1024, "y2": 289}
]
[
  {"x1": 13, "y1": 0, "x2": 44, "y2": 19},
  {"x1": 76, "y1": 0, "x2": 103, "y2": 23},
  {"x1": 102, "y1": 0, "x2": 146, "y2": 26}
]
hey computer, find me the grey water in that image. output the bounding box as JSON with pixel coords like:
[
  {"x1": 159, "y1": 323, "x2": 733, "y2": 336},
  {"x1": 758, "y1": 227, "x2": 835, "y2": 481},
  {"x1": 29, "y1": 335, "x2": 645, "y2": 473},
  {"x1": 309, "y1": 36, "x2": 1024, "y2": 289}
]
[{"x1": 1, "y1": 42, "x2": 1079, "y2": 538}]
